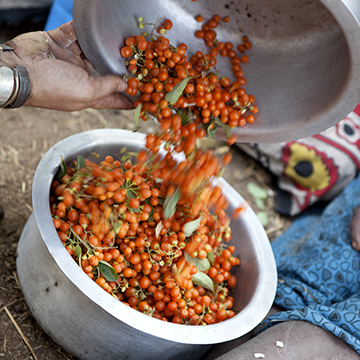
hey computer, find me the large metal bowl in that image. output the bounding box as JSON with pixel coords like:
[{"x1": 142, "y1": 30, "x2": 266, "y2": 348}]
[
  {"x1": 17, "y1": 129, "x2": 276, "y2": 360},
  {"x1": 73, "y1": 0, "x2": 360, "y2": 143}
]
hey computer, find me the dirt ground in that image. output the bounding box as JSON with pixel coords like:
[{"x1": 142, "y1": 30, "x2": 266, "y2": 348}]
[{"x1": 0, "y1": 25, "x2": 292, "y2": 360}]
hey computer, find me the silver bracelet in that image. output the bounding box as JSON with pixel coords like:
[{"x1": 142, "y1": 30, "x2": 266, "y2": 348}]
[
  {"x1": 0, "y1": 66, "x2": 16, "y2": 107},
  {"x1": 9, "y1": 66, "x2": 31, "y2": 108},
  {"x1": 0, "y1": 65, "x2": 31, "y2": 109}
]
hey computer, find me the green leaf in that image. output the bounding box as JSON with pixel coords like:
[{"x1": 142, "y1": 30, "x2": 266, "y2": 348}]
[
  {"x1": 183, "y1": 216, "x2": 202, "y2": 237},
  {"x1": 133, "y1": 103, "x2": 142, "y2": 128},
  {"x1": 77, "y1": 155, "x2": 86, "y2": 170},
  {"x1": 163, "y1": 187, "x2": 181, "y2": 219},
  {"x1": 165, "y1": 77, "x2": 191, "y2": 105},
  {"x1": 113, "y1": 221, "x2": 122, "y2": 235},
  {"x1": 192, "y1": 271, "x2": 214, "y2": 292},
  {"x1": 178, "y1": 109, "x2": 190, "y2": 126},
  {"x1": 56, "y1": 155, "x2": 67, "y2": 180},
  {"x1": 214, "y1": 117, "x2": 233, "y2": 139},
  {"x1": 75, "y1": 244, "x2": 82, "y2": 267},
  {"x1": 207, "y1": 250, "x2": 215, "y2": 264},
  {"x1": 202, "y1": 119, "x2": 216, "y2": 139},
  {"x1": 185, "y1": 252, "x2": 211, "y2": 271},
  {"x1": 247, "y1": 182, "x2": 268, "y2": 200},
  {"x1": 120, "y1": 147, "x2": 128, "y2": 155},
  {"x1": 75, "y1": 244, "x2": 82, "y2": 259},
  {"x1": 126, "y1": 188, "x2": 137, "y2": 199},
  {"x1": 207, "y1": 125, "x2": 216, "y2": 138},
  {"x1": 257, "y1": 211, "x2": 269, "y2": 227},
  {"x1": 98, "y1": 260, "x2": 119, "y2": 281},
  {"x1": 255, "y1": 198, "x2": 265, "y2": 210}
]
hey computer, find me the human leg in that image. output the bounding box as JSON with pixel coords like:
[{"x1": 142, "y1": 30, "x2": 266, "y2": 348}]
[{"x1": 204, "y1": 320, "x2": 359, "y2": 360}]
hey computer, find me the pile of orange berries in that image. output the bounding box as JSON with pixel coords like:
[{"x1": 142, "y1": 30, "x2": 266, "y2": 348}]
[
  {"x1": 119, "y1": 16, "x2": 255, "y2": 217},
  {"x1": 146, "y1": 147, "x2": 233, "y2": 219},
  {"x1": 120, "y1": 16, "x2": 257, "y2": 150},
  {"x1": 51, "y1": 154, "x2": 240, "y2": 325}
]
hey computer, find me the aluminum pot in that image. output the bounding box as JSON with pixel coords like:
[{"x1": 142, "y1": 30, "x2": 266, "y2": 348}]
[
  {"x1": 73, "y1": 0, "x2": 360, "y2": 143},
  {"x1": 17, "y1": 129, "x2": 276, "y2": 360}
]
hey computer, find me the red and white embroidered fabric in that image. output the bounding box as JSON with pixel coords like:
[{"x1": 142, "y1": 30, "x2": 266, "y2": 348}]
[{"x1": 237, "y1": 104, "x2": 360, "y2": 216}]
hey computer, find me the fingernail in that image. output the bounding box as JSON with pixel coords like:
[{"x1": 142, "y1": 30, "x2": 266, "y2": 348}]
[{"x1": 117, "y1": 81, "x2": 127, "y2": 92}]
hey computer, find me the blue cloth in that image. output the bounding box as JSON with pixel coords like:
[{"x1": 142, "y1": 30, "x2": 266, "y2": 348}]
[
  {"x1": 264, "y1": 174, "x2": 360, "y2": 354},
  {"x1": 44, "y1": 0, "x2": 73, "y2": 31}
]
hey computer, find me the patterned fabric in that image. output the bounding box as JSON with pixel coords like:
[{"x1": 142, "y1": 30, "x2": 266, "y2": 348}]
[
  {"x1": 238, "y1": 104, "x2": 360, "y2": 215},
  {"x1": 263, "y1": 174, "x2": 360, "y2": 354}
]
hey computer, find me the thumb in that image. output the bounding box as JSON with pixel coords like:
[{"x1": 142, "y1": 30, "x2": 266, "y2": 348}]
[
  {"x1": 91, "y1": 92, "x2": 135, "y2": 110},
  {"x1": 90, "y1": 74, "x2": 128, "y2": 100}
]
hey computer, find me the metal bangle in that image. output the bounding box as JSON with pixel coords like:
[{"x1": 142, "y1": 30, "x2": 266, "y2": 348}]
[
  {"x1": 5, "y1": 66, "x2": 31, "y2": 109},
  {"x1": 0, "y1": 66, "x2": 16, "y2": 107},
  {"x1": 1, "y1": 68, "x2": 19, "y2": 108}
]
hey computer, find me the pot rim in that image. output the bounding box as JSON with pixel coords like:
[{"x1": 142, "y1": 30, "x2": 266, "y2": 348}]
[{"x1": 32, "y1": 128, "x2": 277, "y2": 344}]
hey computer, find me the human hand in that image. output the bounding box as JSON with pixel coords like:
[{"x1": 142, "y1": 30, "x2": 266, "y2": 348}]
[
  {"x1": 350, "y1": 205, "x2": 360, "y2": 251},
  {"x1": 1, "y1": 21, "x2": 133, "y2": 111}
]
